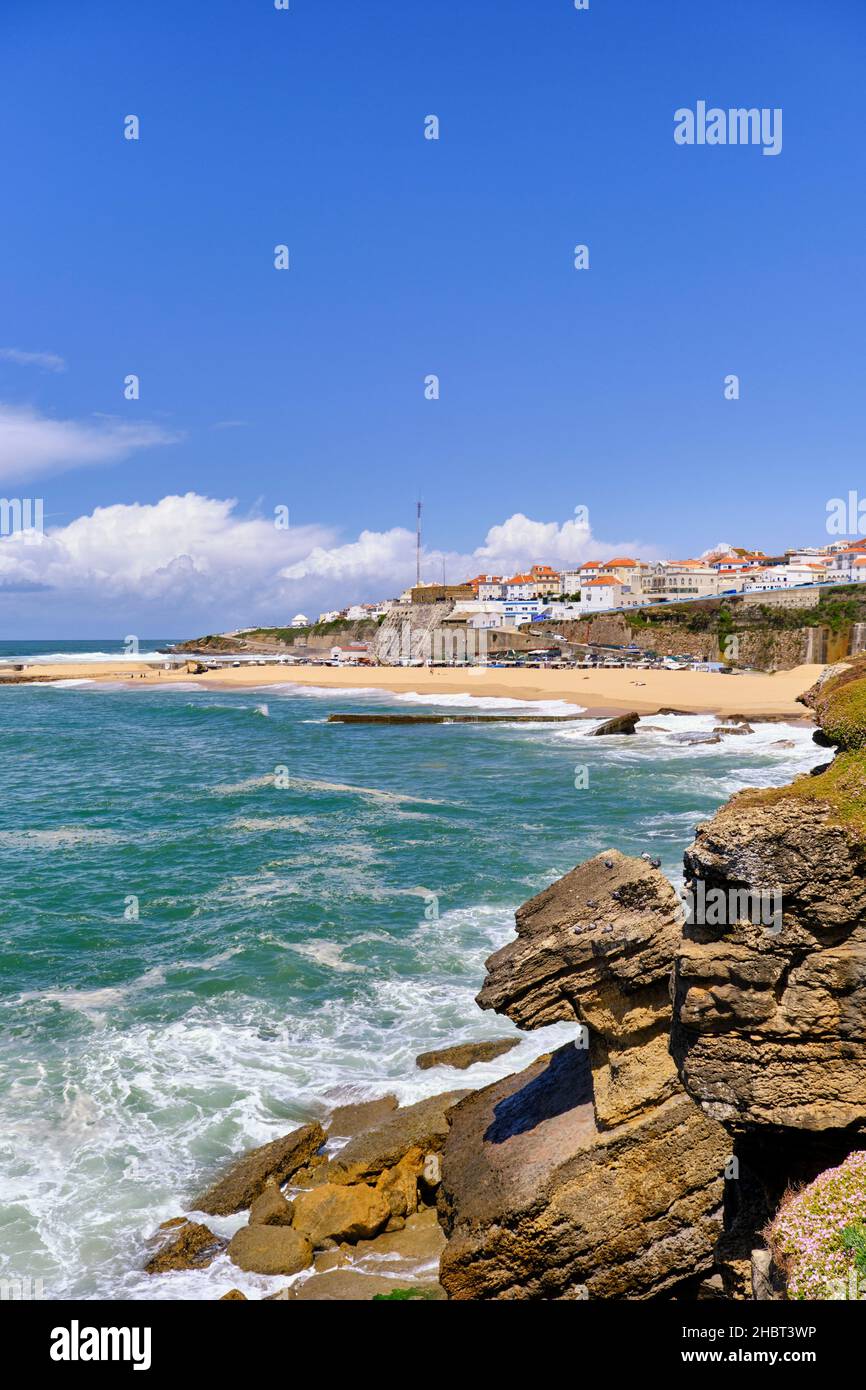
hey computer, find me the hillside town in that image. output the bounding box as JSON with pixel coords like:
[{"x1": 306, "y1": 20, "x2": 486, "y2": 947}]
[{"x1": 291, "y1": 539, "x2": 866, "y2": 638}]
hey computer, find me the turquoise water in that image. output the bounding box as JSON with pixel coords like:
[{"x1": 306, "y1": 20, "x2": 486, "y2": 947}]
[
  {"x1": 0, "y1": 671, "x2": 825, "y2": 1299},
  {"x1": 0, "y1": 639, "x2": 177, "y2": 664}
]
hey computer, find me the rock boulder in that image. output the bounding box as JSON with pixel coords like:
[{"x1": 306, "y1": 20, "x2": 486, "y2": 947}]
[
  {"x1": 144, "y1": 1218, "x2": 224, "y2": 1275},
  {"x1": 292, "y1": 1181, "x2": 391, "y2": 1246},
  {"x1": 195, "y1": 1122, "x2": 325, "y2": 1215},
  {"x1": 591, "y1": 712, "x2": 640, "y2": 736},
  {"x1": 478, "y1": 849, "x2": 684, "y2": 1127},
  {"x1": 415, "y1": 1038, "x2": 519, "y2": 1071},
  {"x1": 438, "y1": 1045, "x2": 727, "y2": 1300},
  {"x1": 249, "y1": 1182, "x2": 294, "y2": 1227},
  {"x1": 327, "y1": 1095, "x2": 398, "y2": 1137},
  {"x1": 227, "y1": 1225, "x2": 313, "y2": 1276},
  {"x1": 324, "y1": 1092, "x2": 470, "y2": 1184}
]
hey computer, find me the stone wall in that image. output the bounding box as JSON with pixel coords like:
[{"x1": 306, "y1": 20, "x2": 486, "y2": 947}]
[
  {"x1": 538, "y1": 615, "x2": 719, "y2": 659},
  {"x1": 739, "y1": 587, "x2": 821, "y2": 610}
]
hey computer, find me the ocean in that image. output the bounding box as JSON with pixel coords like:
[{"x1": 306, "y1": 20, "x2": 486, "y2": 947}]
[{"x1": 0, "y1": 645, "x2": 826, "y2": 1299}]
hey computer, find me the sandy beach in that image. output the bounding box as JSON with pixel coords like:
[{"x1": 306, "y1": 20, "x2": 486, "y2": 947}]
[{"x1": 2, "y1": 660, "x2": 826, "y2": 719}]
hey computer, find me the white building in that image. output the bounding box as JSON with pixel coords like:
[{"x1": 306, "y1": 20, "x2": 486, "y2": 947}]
[
  {"x1": 658, "y1": 563, "x2": 722, "y2": 598},
  {"x1": 559, "y1": 570, "x2": 583, "y2": 596},
  {"x1": 578, "y1": 561, "x2": 605, "y2": 581},
  {"x1": 580, "y1": 576, "x2": 626, "y2": 611},
  {"x1": 290, "y1": 613, "x2": 309, "y2": 628},
  {"x1": 545, "y1": 601, "x2": 583, "y2": 620},
  {"x1": 629, "y1": 562, "x2": 723, "y2": 600},
  {"x1": 502, "y1": 574, "x2": 538, "y2": 601},
  {"x1": 317, "y1": 610, "x2": 342, "y2": 624},
  {"x1": 743, "y1": 563, "x2": 832, "y2": 591},
  {"x1": 478, "y1": 579, "x2": 506, "y2": 600},
  {"x1": 450, "y1": 599, "x2": 547, "y2": 628},
  {"x1": 330, "y1": 643, "x2": 372, "y2": 664},
  {"x1": 708, "y1": 553, "x2": 767, "y2": 572},
  {"x1": 599, "y1": 557, "x2": 647, "y2": 582},
  {"x1": 828, "y1": 547, "x2": 866, "y2": 581},
  {"x1": 504, "y1": 600, "x2": 548, "y2": 625}
]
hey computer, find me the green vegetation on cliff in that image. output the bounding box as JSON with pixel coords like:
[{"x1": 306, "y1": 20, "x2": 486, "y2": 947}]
[
  {"x1": 740, "y1": 659, "x2": 866, "y2": 833},
  {"x1": 242, "y1": 619, "x2": 378, "y2": 645},
  {"x1": 172, "y1": 619, "x2": 379, "y2": 653},
  {"x1": 746, "y1": 752, "x2": 866, "y2": 835},
  {"x1": 807, "y1": 657, "x2": 866, "y2": 751},
  {"x1": 624, "y1": 586, "x2": 866, "y2": 636}
]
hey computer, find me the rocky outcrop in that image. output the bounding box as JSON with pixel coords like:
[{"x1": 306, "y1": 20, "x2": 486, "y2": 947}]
[
  {"x1": 144, "y1": 1218, "x2": 225, "y2": 1274},
  {"x1": 437, "y1": 851, "x2": 730, "y2": 1299},
  {"x1": 591, "y1": 712, "x2": 640, "y2": 737},
  {"x1": 667, "y1": 664, "x2": 866, "y2": 1294},
  {"x1": 415, "y1": 1039, "x2": 519, "y2": 1071},
  {"x1": 478, "y1": 850, "x2": 684, "y2": 1127},
  {"x1": 327, "y1": 1096, "x2": 398, "y2": 1136},
  {"x1": 438, "y1": 1046, "x2": 727, "y2": 1300},
  {"x1": 324, "y1": 1092, "x2": 470, "y2": 1184},
  {"x1": 149, "y1": 1090, "x2": 461, "y2": 1296},
  {"x1": 195, "y1": 1122, "x2": 325, "y2": 1215},
  {"x1": 671, "y1": 795, "x2": 866, "y2": 1133}
]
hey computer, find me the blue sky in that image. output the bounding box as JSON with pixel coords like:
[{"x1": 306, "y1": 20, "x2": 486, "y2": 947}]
[{"x1": 0, "y1": 0, "x2": 864, "y2": 636}]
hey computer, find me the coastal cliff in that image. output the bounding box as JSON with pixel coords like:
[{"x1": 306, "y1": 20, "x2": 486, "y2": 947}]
[
  {"x1": 668, "y1": 660, "x2": 866, "y2": 1293},
  {"x1": 436, "y1": 663, "x2": 866, "y2": 1299},
  {"x1": 437, "y1": 852, "x2": 729, "y2": 1299}
]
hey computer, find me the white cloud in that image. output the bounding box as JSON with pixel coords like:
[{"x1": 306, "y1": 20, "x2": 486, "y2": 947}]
[
  {"x1": 280, "y1": 511, "x2": 653, "y2": 598},
  {"x1": 280, "y1": 527, "x2": 417, "y2": 587},
  {"x1": 0, "y1": 494, "x2": 657, "y2": 628},
  {"x1": 0, "y1": 348, "x2": 67, "y2": 373},
  {"x1": 0, "y1": 494, "x2": 333, "y2": 604},
  {"x1": 0, "y1": 403, "x2": 179, "y2": 482},
  {"x1": 470, "y1": 511, "x2": 645, "y2": 571}
]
